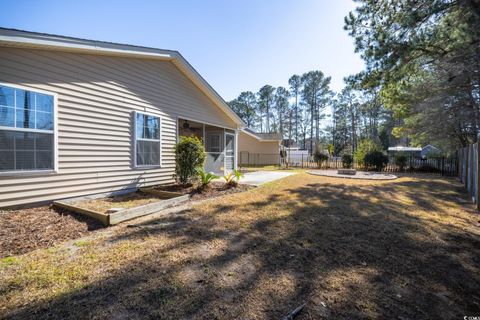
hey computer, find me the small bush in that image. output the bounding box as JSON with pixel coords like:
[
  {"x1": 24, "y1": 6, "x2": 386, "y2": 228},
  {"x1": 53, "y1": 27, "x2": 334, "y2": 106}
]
[
  {"x1": 327, "y1": 143, "x2": 335, "y2": 156},
  {"x1": 196, "y1": 168, "x2": 218, "y2": 190},
  {"x1": 354, "y1": 139, "x2": 383, "y2": 166},
  {"x1": 223, "y1": 169, "x2": 243, "y2": 187},
  {"x1": 364, "y1": 151, "x2": 388, "y2": 171},
  {"x1": 313, "y1": 150, "x2": 329, "y2": 167},
  {"x1": 174, "y1": 136, "x2": 206, "y2": 185},
  {"x1": 341, "y1": 154, "x2": 353, "y2": 168},
  {"x1": 394, "y1": 154, "x2": 408, "y2": 171}
]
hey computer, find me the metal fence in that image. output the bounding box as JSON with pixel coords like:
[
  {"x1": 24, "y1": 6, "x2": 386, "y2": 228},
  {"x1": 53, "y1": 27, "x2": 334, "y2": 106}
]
[
  {"x1": 239, "y1": 151, "x2": 458, "y2": 176},
  {"x1": 458, "y1": 142, "x2": 478, "y2": 206}
]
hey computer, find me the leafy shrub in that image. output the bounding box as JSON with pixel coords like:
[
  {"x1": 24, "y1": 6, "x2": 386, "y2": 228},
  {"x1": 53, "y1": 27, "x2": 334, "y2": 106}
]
[
  {"x1": 223, "y1": 169, "x2": 243, "y2": 187},
  {"x1": 394, "y1": 154, "x2": 408, "y2": 171},
  {"x1": 327, "y1": 143, "x2": 335, "y2": 156},
  {"x1": 354, "y1": 139, "x2": 383, "y2": 166},
  {"x1": 341, "y1": 154, "x2": 353, "y2": 168},
  {"x1": 313, "y1": 149, "x2": 329, "y2": 167},
  {"x1": 196, "y1": 168, "x2": 218, "y2": 190},
  {"x1": 364, "y1": 151, "x2": 388, "y2": 171},
  {"x1": 174, "y1": 136, "x2": 206, "y2": 185}
]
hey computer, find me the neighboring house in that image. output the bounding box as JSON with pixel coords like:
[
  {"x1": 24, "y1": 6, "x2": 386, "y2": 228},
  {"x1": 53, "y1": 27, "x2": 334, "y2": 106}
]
[
  {"x1": 282, "y1": 138, "x2": 300, "y2": 151},
  {"x1": 421, "y1": 144, "x2": 441, "y2": 158},
  {"x1": 0, "y1": 28, "x2": 244, "y2": 208},
  {"x1": 303, "y1": 138, "x2": 321, "y2": 154},
  {"x1": 388, "y1": 146, "x2": 422, "y2": 157},
  {"x1": 237, "y1": 128, "x2": 282, "y2": 165}
]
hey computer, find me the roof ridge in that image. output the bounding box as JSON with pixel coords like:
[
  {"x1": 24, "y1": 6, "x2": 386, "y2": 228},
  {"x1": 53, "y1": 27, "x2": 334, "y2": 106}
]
[{"x1": 0, "y1": 27, "x2": 178, "y2": 54}]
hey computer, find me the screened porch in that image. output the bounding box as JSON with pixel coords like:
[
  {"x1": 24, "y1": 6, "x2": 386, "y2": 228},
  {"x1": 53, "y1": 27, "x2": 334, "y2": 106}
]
[{"x1": 178, "y1": 118, "x2": 237, "y2": 175}]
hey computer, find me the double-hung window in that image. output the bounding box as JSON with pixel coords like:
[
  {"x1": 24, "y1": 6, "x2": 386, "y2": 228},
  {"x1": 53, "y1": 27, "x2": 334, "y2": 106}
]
[
  {"x1": 0, "y1": 84, "x2": 56, "y2": 173},
  {"x1": 134, "y1": 111, "x2": 161, "y2": 167}
]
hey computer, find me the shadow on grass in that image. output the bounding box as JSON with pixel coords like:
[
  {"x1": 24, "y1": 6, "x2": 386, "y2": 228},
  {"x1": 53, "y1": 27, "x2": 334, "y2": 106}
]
[{"x1": 4, "y1": 176, "x2": 480, "y2": 319}]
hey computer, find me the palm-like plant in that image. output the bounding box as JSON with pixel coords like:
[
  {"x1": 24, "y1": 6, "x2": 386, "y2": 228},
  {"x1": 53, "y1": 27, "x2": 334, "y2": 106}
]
[
  {"x1": 223, "y1": 169, "x2": 243, "y2": 187},
  {"x1": 196, "y1": 168, "x2": 218, "y2": 190}
]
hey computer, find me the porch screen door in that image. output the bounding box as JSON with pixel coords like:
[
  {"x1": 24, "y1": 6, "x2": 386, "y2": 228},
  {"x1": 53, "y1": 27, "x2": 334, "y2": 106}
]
[{"x1": 225, "y1": 133, "x2": 235, "y2": 173}]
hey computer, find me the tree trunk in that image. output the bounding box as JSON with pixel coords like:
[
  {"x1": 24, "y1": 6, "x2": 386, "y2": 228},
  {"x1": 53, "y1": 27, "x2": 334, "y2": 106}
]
[
  {"x1": 266, "y1": 103, "x2": 270, "y2": 133},
  {"x1": 310, "y1": 103, "x2": 314, "y2": 152},
  {"x1": 351, "y1": 108, "x2": 357, "y2": 153},
  {"x1": 295, "y1": 93, "x2": 298, "y2": 143},
  {"x1": 315, "y1": 101, "x2": 320, "y2": 143}
]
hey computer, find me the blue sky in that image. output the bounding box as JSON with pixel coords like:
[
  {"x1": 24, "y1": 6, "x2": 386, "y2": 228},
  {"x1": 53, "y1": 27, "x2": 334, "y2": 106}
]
[{"x1": 1, "y1": 0, "x2": 364, "y2": 101}]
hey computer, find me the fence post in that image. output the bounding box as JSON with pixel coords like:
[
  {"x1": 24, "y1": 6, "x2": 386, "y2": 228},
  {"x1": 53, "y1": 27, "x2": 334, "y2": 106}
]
[
  {"x1": 471, "y1": 144, "x2": 475, "y2": 201},
  {"x1": 476, "y1": 143, "x2": 480, "y2": 210}
]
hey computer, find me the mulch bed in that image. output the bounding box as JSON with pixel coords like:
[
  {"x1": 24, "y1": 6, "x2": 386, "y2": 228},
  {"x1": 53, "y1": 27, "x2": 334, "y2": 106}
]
[
  {"x1": 0, "y1": 183, "x2": 251, "y2": 258},
  {"x1": 72, "y1": 192, "x2": 168, "y2": 214},
  {"x1": 0, "y1": 206, "x2": 103, "y2": 258},
  {"x1": 154, "y1": 182, "x2": 253, "y2": 201}
]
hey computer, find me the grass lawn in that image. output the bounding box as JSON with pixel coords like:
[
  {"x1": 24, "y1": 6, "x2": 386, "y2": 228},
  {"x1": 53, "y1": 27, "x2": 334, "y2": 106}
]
[{"x1": 1, "y1": 172, "x2": 479, "y2": 319}]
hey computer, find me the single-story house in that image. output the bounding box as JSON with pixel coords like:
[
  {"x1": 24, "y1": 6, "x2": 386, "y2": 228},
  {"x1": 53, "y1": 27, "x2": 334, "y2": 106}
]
[
  {"x1": 237, "y1": 128, "x2": 282, "y2": 166},
  {"x1": 388, "y1": 145, "x2": 441, "y2": 158},
  {"x1": 387, "y1": 146, "x2": 422, "y2": 157},
  {"x1": 282, "y1": 138, "x2": 300, "y2": 151},
  {"x1": 0, "y1": 28, "x2": 245, "y2": 208},
  {"x1": 421, "y1": 144, "x2": 441, "y2": 157}
]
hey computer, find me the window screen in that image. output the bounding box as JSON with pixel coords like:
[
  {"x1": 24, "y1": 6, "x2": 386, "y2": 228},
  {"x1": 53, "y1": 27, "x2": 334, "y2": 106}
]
[
  {"x1": 135, "y1": 112, "x2": 160, "y2": 167},
  {"x1": 0, "y1": 85, "x2": 55, "y2": 172}
]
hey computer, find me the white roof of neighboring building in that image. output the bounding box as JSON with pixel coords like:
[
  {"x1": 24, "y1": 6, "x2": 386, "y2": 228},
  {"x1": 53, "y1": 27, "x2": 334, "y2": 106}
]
[
  {"x1": 241, "y1": 128, "x2": 282, "y2": 142},
  {"x1": 0, "y1": 28, "x2": 245, "y2": 127},
  {"x1": 422, "y1": 144, "x2": 440, "y2": 151},
  {"x1": 388, "y1": 146, "x2": 422, "y2": 151}
]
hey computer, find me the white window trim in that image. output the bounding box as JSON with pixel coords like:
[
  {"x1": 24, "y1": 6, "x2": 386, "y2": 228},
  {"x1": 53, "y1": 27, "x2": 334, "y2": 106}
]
[
  {"x1": 133, "y1": 110, "x2": 162, "y2": 169},
  {"x1": 0, "y1": 82, "x2": 58, "y2": 176},
  {"x1": 224, "y1": 131, "x2": 236, "y2": 174}
]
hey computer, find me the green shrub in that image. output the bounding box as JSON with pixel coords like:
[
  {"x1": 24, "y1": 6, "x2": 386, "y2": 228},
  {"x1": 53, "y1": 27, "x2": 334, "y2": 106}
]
[
  {"x1": 341, "y1": 154, "x2": 353, "y2": 168},
  {"x1": 364, "y1": 151, "x2": 388, "y2": 171},
  {"x1": 313, "y1": 149, "x2": 329, "y2": 167},
  {"x1": 354, "y1": 139, "x2": 383, "y2": 166},
  {"x1": 327, "y1": 143, "x2": 335, "y2": 156},
  {"x1": 174, "y1": 136, "x2": 206, "y2": 185},
  {"x1": 196, "y1": 168, "x2": 218, "y2": 190},
  {"x1": 394, "y1": 154, "x2": 408, "y2": 171}
]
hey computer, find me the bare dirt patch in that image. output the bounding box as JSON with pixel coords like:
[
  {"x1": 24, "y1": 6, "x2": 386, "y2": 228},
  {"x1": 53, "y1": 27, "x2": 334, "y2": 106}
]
[{"x1": 0, "y1": 206, "x2": 103, "y2": 258}]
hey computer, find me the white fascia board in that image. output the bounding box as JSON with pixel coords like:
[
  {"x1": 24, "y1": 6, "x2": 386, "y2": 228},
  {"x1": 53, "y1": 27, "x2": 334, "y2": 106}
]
[
  {"x1": 0, "y1": 29, "x2": 174, "y2": 60},
  {"x1": 171, "y1": 53, "x2": 245, "y2": 127}
]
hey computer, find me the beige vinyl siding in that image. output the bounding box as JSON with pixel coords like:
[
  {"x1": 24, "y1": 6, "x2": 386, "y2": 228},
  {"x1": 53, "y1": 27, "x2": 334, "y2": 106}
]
[
  {"x1": 0, "y1": 47, "x2": 237, "y2": 207},
  {"x1": 237, "y1": 131, "x2": 281, "y2": 156}
]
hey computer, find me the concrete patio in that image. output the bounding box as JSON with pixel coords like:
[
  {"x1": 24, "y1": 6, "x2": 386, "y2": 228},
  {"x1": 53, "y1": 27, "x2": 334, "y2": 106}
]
[{"x1": 238, "y1": 170, "x2": 297, "y2": 186}]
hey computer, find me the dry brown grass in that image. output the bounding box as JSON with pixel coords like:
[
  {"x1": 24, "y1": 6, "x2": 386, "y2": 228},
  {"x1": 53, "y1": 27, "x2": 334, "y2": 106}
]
[{"x1": 1, "y1": 173, "x2": 479, "y2": 319}]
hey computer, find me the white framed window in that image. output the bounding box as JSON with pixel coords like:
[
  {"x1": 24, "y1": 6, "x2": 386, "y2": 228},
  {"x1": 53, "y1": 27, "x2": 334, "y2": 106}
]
[
  {"x1": 134, "y1": 111, "x2": 161, "y2": 168},
  {"x1": 0, "y1": 83, "x2": 57, "y2": 174}
]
